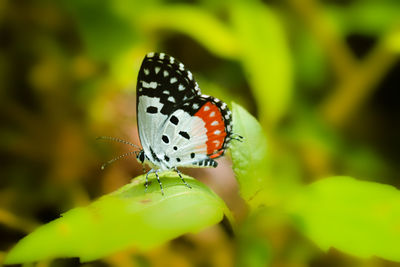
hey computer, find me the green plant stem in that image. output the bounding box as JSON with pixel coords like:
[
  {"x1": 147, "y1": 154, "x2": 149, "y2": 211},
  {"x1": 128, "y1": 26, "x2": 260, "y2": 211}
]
[
  {"x1": 0, "y1": 208, "x2": 39, "y2": 233},
  {"x1": 321, "y1": 28, "x2": 400, "y2": 127},
  {"x1": 287, "y1": 0, "x2": 357, "y2": 81}
]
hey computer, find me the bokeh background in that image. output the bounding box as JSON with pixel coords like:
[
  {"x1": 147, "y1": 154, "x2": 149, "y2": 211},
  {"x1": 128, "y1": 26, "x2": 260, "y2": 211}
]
[{"x1": 1, "y1": 0, "x2": 399, "y2": 266}]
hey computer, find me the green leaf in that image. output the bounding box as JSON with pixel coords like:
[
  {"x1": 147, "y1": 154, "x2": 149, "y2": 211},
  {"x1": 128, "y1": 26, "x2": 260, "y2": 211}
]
[
  {"x1": 231, "y1": 3, "x2": 293, "y2": 128},
  {"x1": 288, "y1": 176, "x2": 400, "y2": 262},
  {"x1": 139, "y1": 5, "x2": 239, "y2": 59},
  {"x1": 230, "y1": 103, "x2": 269, "y2": 209},
  {"x1": 5, "y1": 173, "x2": 231, "y2": 264}
]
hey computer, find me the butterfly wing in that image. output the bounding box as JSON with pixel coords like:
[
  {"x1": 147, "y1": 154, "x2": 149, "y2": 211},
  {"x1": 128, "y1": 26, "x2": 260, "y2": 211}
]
[
  {"x1": 136, "y1": 52, "x2": 233, "y2": 170},
  {"x1": 154, "y1": 95, "x2": 233, "y2": 168},
  {"x1": 136, "y1": 52, "x2": 201, "y2": 166}
]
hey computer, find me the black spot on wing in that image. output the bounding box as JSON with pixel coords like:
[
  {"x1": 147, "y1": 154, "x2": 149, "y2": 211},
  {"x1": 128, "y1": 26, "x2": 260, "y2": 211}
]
[
  {"x1": 149, "y1": 146, "x2": 160, "y2": 162},
  {"x1": 162, "y1": 135, "x2": 169, "y2": 144},
  {"x1": 179, "y1": 131, "x2": 190, "y2": 140},
  {"x1": 170, "y1": 115, "x2": 179, "y2": 125},
  {"x1": 146, "y1": 106, "x2": 158, "y2": 114}
]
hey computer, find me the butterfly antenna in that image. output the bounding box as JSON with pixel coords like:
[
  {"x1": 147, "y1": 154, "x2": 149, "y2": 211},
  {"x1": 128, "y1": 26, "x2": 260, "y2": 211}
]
[
  {"x1": 96, "y1": 136, "x2": 140, "y2": 149},
  {"x1": 101, "y1": 151, "x2": 137, "y2": 170}
]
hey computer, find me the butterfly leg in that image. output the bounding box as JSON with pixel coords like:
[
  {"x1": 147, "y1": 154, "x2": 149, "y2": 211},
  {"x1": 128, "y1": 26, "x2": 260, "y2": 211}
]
[
  {"x1": 154, "y1": 170, "x2": 164, "y2": 195},
  {"x1": 145, "y1": 169, "x2": 154, "y2": 192},
  {"x1": 175, "y1": 168, "x2": 192, "y2": 189},
  {"x1": 142, "y1": 164, "x2": 146, "y2": 174}
]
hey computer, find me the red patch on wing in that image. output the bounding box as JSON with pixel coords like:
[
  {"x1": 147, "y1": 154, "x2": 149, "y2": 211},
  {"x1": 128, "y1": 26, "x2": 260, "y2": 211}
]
[{"x1": 194, "y1": 102, "x2": 227, "y2": 157}]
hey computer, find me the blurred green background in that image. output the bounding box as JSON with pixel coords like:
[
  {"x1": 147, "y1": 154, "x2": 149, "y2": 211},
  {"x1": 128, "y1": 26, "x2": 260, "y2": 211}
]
[{"x1": 1, "y1": 0, "x2": 400, "y2": 266}]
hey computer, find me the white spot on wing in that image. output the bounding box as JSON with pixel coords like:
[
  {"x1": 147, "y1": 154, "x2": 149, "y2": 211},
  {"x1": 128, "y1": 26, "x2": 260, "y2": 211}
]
[
  {"x1": 214, "y1": 130, "x2": 221, "y2": 135},
  {"x1": 163, "y1": 90, "x2": 170, "y2": 95},
  {"x1": 168, "y1": 96, "x2": 175, "y2": 103},
  {"x1": 187, "y1": 71, "x2": 193, "y2": 80},
  {"x1": 204, "y1": 106, "x2": 210, "y2": 111},
  {"x1": 155, "y1": 66, "x2": 161, "y2": 74},
  {"x1": 163, "y1": 70, "x2": 169, "y2": 77},
  {"x1": 159, "y1": 53, "x2": 165, "y2": 59},
  {"x1": 141, "y1": 81, "x2": 157, "y2": 89},
  {"x1": 178, "y1": 84, "x2": 185, "y2": 91},
  {"x1": 179, "y1": 63, "x2": 184, "y2": 70},
  {"x1": 211, "y1": 120, "x2": 218, "y2": 126},
  {"x1": 170, "y1": 77, "x2": 177, "y2": 84},
  {"x1": 210, "y1": 111, "x2": 216, "y2": 117},
  {"x1": 147, "y1": 52, "x2": 154, "y2": 58},
  {"x1": 193, "y1": 103, "x2": 199, "y2": 109},
  {"x1": 169, "y1": 57, "x2": 174, "y2": 64},
  {"x1": 143, "y1": 68, "x2": 150, "y2": 75}
]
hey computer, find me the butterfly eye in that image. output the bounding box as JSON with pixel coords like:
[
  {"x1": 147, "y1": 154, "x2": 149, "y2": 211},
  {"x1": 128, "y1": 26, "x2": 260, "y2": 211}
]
[{"x1": 138, "y1": 150, "x2": 145, "y2": 163}]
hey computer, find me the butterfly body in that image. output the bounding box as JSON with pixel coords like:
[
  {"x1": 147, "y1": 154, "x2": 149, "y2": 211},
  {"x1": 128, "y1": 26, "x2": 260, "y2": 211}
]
[{"x1": 134, "y1": 52, "x2": 239, "y2": 193}]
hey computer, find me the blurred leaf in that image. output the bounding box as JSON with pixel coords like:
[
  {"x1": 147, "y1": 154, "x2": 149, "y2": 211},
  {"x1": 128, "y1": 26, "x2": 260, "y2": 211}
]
[
  {"x1": 282, "y1": 104, "x2": 341, "y2": 179},
  {"x1": 385, "y1": 26, "x2": 400, "y2": 54},
  {"x1": 139, "y1": 5, "x2": 239, "y2": 59},
  {"x1": 327, "y1": 1, "x2": 400, "y2": 36},
  {"x1": 5, "y1": 173, "x2": 231, "y2": 264},
  {"x1": 231, "y1": 3, "x2": 293, "y2": 128},
  {"x1": 284, "y1": 104, "x2": 391, "y2": 182},
  {"x1": 230, "y1": 103, "x2": 269, "y2": 209},
  {"x1": 293, "y1": 31, "x2": 328, "y2": 91},
  {"x1": 340, "y1": 145, "x2": 391, "y2": 183},
  {"x1": 288, "y1": 176, "x2": 400, "y2": 262},
  {"x1": 60, "y1": 0, "x2": 138, "y2": 61},
  {"x1": 236, "y1": 211, "x2": 272, "y2": 267}
]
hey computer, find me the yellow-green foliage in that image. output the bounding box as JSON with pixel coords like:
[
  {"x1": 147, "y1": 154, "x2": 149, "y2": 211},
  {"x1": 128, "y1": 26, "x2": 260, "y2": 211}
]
[{"x1": 1, "y1": 0, "x2": 400, "y2": 266}]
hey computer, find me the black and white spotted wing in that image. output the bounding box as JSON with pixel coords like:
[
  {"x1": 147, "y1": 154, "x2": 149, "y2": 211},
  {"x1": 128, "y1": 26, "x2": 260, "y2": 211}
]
[
  {"x1": 136, "y1": 52, "x2": 233, "y2": 171},
  {"x1": 136, "y1": 52, "x2": 200, "y2": 115}
]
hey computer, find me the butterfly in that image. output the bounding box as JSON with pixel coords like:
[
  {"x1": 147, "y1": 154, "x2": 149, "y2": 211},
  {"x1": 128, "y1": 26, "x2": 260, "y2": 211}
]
[{"x1": 100, "y1": 52, "x2": 241, "y2": 194}]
